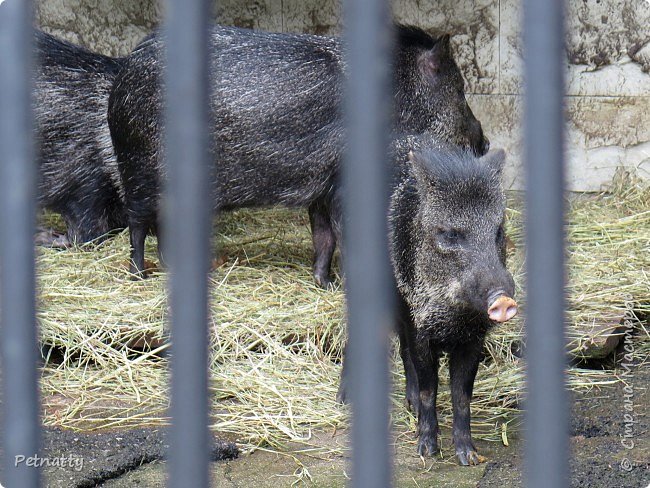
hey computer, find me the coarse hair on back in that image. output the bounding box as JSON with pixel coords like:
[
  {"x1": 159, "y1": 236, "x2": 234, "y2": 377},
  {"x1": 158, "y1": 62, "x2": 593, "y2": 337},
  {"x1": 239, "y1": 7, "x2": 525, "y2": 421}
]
[{"x1": 35, "y1": 30, "x2": 122, "y2": 74}]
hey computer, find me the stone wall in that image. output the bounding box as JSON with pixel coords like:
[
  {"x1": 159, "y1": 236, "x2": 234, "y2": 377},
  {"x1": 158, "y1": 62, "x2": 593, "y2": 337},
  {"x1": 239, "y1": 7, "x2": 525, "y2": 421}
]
[{"x1": 33, "y1": 0, "x2": 650, "y2": 190}]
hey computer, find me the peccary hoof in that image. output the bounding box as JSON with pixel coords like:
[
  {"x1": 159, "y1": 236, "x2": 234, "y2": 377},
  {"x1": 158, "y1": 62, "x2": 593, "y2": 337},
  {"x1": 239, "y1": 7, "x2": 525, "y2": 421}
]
[
  {"x1": 417, "y1": 430, "x2": 440, "y2": 457},
  {"x1": 405, "y1": 384, "x2": 420, "y2": 415},
  {"x1": 129, "y1": 269, "x2": 149, "y2": 280},
  {"x1": 454, "y1": 439, "x2": 486, "y2": 466},
  {"x1": 126, "y1": 259, "x2": 159, "y2": 279},
  {"x1": 314, "y1": 272, "x2": 335, "y2": 290}
]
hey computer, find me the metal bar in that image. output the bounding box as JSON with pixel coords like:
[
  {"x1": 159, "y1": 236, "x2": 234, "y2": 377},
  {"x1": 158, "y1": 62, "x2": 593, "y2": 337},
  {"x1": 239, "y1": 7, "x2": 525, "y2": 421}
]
[
  {"x1": 164, "y1": 0, "x2": 213, "y2": 487},
  {"x1": 0, "y1": 1, "x2": 41, "y2": 487},
  {"x1": 342, "y1": 0, "x2": 394, "y2": 486},
  {"x1": 522, "y1": 1, "x2": 568, "y2": 487}
]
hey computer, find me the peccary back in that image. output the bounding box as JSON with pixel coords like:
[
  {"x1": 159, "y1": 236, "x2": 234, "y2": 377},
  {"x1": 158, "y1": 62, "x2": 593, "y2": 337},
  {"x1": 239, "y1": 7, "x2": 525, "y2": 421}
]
[
  {"x1": 34, "y1": 30, "x2": 126, "y2": 244},
  {"x1": 111, "y1": 27, "x2": 345, "y2": 211},
  {"x1": 108, "y1": 24, "x2": 488, "y2": 273}
]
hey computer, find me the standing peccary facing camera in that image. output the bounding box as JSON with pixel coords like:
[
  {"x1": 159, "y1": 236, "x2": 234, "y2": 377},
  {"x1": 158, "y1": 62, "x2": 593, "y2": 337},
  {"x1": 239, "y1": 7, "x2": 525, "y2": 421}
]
[
  {"x1": 33, "y1": 30, "x2": 126, "y2": 246},
  {"x1": 108, "y1": 24, "x2": 489, "y2": 278},
  {"x1": 393, "y1": 142, "x2": 517, "y2": 465},
  {"x1": 341, "y1": 137, "x2": 517, "y2": 465}
]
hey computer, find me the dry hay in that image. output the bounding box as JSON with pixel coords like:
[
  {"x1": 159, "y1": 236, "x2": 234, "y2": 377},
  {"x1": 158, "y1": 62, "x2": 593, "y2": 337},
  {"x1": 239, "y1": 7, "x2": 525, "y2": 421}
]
[{"x1": 37, "y1": 172, "x2": 649, "y2": 453}]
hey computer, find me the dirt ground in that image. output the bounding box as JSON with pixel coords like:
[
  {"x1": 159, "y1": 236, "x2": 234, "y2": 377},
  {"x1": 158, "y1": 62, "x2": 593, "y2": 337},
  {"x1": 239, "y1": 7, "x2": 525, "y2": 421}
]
[
  {"x1": 103, "y1": 365, "x2": 648, "y2": 487},
  {"x1": 479, "y1": 365, "x2": 649, "y2": 488},
  {"x1": 1, "y1": 352, "x2": 646, "y2": 487}
]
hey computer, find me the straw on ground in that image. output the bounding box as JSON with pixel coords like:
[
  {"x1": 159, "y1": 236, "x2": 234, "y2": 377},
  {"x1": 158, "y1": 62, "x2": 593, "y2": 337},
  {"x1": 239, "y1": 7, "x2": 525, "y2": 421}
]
[{"x1": 38, "y1": 171, "x2": 649, "y2": 453}]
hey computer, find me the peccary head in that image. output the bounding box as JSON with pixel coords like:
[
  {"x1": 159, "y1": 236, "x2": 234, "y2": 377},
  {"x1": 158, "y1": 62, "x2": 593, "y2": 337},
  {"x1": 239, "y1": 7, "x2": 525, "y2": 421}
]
[
  {"x1": 390, "y1": 144, "x2": 516, "y2": 344},
  {"x1": 394, "y1": 27, "x2": 489, "y2": 157}
]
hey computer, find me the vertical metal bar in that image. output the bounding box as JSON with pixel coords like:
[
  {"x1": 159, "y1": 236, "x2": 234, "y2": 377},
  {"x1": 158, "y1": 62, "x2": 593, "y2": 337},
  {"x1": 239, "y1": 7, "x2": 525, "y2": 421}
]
[
  {"x1": 342, "y1": 0, "x2": 394, "y2": 487},
  {"x1": 0, "y1": 1, "x2": 41, "y2": 487},
  {"x1": 523, "y1": 1, "x2": 568, "y2": 487},
  {"x1": 164, "y1": 0, "x2": 212, "y2": 487}
]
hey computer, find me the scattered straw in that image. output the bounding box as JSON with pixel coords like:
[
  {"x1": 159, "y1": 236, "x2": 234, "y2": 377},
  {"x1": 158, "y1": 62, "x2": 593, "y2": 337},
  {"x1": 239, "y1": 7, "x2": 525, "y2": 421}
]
[{"x1": 38, "y1": 172, "x2": 648, "y2": 453}]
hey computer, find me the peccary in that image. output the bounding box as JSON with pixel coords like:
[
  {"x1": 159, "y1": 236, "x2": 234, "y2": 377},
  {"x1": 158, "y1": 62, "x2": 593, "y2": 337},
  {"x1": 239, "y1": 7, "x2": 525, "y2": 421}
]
[
  {"x1": 33, "y1": 30, "x2": 126, "y2": 245},
  {"x1": 339, "y1": 137, "x2": 517, "y2": 465},
  {"x1": 108, "y1": 24, "x2": 489, "y2": 277}
]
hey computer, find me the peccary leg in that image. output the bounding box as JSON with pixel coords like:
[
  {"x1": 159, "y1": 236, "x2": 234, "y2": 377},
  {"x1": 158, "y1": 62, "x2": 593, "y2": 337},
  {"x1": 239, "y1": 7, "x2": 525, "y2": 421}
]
[
  {"x1": 154, "y1": 223, "x2": 166, "y2": 268},
  {"x1": 397, "y1": 300, "x2": 419, "y2": 413},
  {"x1": 398, "y1": 337, "x2": 419, "y2": 413},
  {"x1": 449, "y1": 340, "x2": 483, "y2": 465},
  {"x1": 328, "y1": 195, "x2": 344, "y2": 276},
  {"x1": 308, "y1": 200, "x2": 336, "y2": 289},
  {"x1": 335, "y1": 341, "x2": 349, "y2": 404},
  {"x1": 396, "y1": 294, "x2": 440, "y2": 456},
  {"x1": 129, "y1": 224, "x2": 148, "y2": 277},
  {"x1": 413, "y1": 340, "x2": 440, "y2": 457}
]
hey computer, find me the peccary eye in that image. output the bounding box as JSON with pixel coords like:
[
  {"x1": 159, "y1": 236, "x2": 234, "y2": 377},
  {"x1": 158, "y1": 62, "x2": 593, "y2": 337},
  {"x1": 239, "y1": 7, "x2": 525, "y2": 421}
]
[
  {"x1": 436, "y1": 227, "x2": 465, "y2": 247},
  {"x1": 496, "y1": 226, "x2": 504, "y2": 243}
]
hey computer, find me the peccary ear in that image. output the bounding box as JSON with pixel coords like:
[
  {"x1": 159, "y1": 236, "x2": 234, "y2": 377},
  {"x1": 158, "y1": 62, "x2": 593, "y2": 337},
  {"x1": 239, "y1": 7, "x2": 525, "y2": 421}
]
[
  {"x1": 408, "y1": 150, "x2": 433, "y2": 189},
  {"x1": 480, "y1": 149, "x2": 506, "y2": 177},
  {"x1": 418, "y1": 34, "x2": 451, "y2": 78}
]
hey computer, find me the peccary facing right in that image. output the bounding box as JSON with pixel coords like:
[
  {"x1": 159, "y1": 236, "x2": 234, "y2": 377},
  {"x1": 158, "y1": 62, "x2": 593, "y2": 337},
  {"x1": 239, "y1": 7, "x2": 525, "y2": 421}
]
[
  {"x1": 108, "y1": 24, "x2": 489, "y2": 278},
  {"x1": 342, "y1": 138, "x2": 517, "y2": 465}
]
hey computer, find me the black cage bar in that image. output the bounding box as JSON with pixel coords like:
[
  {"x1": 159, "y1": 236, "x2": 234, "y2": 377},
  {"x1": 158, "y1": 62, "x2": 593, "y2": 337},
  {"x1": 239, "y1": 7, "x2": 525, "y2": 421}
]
[
  {"x1": 523, "y1": 0, "x2": 568, "y2": 487},
  {"x1": 0, "y1": 1, "x2": 42, "y2": 487},
  {"x1": 0, "y1": 0, "x2": 569, "y2": 486},
  {"x1": 163, "y1": 0, "x2": 213, "y2": 487}
]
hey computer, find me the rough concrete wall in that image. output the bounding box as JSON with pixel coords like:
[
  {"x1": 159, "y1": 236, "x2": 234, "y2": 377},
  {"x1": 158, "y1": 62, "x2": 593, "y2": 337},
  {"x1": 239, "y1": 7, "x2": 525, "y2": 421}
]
[{"x1": 35, "y1": 0, "x2": 650, "y2": 190}]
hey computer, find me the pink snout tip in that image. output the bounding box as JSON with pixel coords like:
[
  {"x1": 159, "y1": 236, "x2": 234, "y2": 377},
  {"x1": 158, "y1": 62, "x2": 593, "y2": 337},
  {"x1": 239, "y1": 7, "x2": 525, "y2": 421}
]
[{"x1": 487, "y1": 295, "x2": 518, "y2": 323}]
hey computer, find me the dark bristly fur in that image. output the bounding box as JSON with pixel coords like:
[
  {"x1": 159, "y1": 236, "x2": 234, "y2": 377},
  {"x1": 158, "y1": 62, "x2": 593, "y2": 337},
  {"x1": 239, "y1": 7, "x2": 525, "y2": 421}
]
[
  {"x1": 34, "y1": 30, "x2": 126, "y2": 245},
  {"x1": 377, "y1": 135, "x2": 514, "y2": 464},
  {"x1": 108, "y1": 24, "x2": 489, "y2": 278}
]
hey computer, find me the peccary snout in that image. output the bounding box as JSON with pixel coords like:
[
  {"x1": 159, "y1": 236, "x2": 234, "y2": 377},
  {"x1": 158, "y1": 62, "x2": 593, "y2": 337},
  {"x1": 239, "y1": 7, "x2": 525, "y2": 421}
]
[
  {"x1": 479, "y1": 135, "x2": 490, "y2": 156},
  {"x1": 460, "y1": 266, "x2": 516, "y2": 323},
  {"x1": 33, "y1": 30, "x2": 127, "y2": 245},
  {"x1": 464, "y1": 105, "x2": 489, "y2": 157},
  {"x1": 487, "y1": 294, "x2": 518, "y2": 323}
]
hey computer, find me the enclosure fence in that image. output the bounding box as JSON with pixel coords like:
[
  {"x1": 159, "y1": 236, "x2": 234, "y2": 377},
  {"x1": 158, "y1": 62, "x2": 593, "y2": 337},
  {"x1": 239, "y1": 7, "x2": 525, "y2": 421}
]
[{"x1": 0, "y1": 0, "x2": 568, "y2": 487}]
